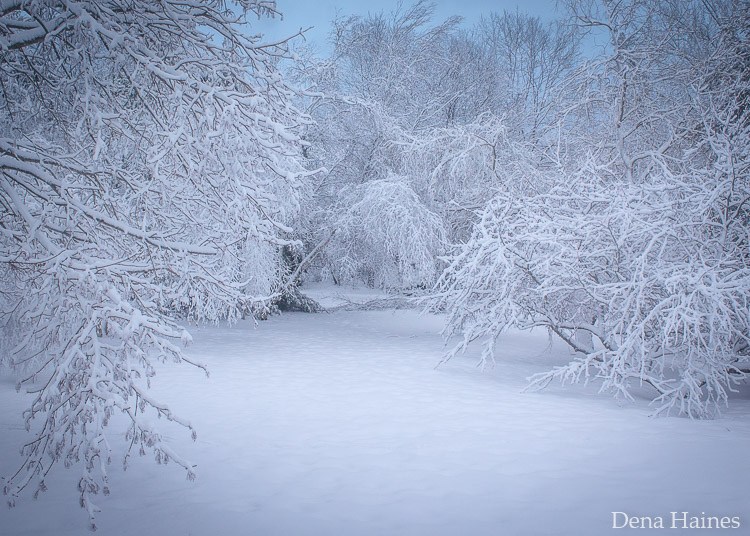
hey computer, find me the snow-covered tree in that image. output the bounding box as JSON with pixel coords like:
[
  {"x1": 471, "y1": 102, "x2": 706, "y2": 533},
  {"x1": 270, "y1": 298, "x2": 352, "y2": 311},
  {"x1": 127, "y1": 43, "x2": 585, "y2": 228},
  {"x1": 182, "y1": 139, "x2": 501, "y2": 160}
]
[
  {"x1": 293, "y1": 2, "x2": 461, "y2": 289},
  {"x1": 473, "y1": 10, "x2": 579, "y2": 141},
  {"x1": 326, "y1": 173, "x2": 446, "y2": 288},
  {"x1": 434, "y1": 0, "x2": 750, "y2": 417},
  {"x1": 296, "y1": 3, "x2": 579, "y2": 289},
  {"x1": 329, "y1": 0, "x2": 462, "y2": 129},
  {"x1": 399, "y1": 113, "x2": 541, "y2": 244},
  {"x1": 0, "y1": 0, "x2": 310, "y2": 527}
]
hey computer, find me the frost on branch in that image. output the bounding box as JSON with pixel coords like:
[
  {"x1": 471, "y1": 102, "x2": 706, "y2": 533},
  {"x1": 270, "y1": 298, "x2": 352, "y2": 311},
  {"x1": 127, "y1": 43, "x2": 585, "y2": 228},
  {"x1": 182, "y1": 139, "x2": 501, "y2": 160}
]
[{"x1": 0, "y1": 0, "x2": 309, "y2": 526}]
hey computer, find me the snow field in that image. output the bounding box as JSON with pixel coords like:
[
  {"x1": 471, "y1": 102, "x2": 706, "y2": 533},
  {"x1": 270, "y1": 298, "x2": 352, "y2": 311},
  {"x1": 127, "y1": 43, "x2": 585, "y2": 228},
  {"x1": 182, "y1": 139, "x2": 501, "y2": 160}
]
[{"x1": 1, "y1": 303, "x2": 749, "y2": 535}]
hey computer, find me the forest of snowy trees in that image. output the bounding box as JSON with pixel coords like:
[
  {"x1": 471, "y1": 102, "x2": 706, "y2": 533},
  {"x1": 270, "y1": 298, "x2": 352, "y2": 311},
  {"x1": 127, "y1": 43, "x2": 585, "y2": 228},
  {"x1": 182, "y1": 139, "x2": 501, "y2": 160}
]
[{"x1": 1, "y1": 0, "x2": 748, "y2": 526}]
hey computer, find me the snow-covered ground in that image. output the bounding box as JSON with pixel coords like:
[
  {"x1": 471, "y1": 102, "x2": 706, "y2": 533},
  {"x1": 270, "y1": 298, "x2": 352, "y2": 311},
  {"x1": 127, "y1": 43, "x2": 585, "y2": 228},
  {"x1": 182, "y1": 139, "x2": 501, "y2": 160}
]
[{"x1": 2, "y1": 286, "x2": 749, "y2": 535}]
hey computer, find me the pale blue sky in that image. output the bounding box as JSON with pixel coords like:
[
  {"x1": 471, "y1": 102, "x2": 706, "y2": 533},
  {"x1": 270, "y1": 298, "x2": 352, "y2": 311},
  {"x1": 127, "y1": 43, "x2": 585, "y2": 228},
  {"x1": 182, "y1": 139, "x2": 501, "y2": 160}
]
[{"x1": 254, "y1": 0, "x2": 567, "y2": 54}]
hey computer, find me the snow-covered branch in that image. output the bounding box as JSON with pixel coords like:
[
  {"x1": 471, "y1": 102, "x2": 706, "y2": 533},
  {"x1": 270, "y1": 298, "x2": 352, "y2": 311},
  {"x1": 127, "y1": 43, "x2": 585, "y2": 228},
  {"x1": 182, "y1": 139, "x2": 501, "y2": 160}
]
[{"x1": 1, "y1": 0, "x2": 309, "y2": 528}]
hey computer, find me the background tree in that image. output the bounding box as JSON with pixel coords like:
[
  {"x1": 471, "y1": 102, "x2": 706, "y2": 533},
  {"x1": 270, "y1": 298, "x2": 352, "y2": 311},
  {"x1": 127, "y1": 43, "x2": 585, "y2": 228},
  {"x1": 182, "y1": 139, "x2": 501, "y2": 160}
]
[
  {"x1": 295, "y1": 2, "x2": 459, "y2": 289},
  {"x1": 297, "y1": 2, "x2": 579, "y2": 290}
]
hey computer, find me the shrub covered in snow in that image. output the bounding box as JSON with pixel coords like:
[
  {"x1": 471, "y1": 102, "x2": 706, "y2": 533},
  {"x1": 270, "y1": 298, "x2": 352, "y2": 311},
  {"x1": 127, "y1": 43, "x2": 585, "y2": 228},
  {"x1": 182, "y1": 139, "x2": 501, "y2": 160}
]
[{"x1": 434, "y1": 0, "x2": 750, "y2": 418}]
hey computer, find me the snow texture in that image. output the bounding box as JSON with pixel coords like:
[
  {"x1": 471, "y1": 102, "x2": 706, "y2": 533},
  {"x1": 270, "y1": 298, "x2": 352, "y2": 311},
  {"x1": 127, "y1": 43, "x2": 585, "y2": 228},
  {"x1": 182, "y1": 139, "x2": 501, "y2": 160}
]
[{"x1": 2, "y1": 285, "x2": 748, "y2": 535}]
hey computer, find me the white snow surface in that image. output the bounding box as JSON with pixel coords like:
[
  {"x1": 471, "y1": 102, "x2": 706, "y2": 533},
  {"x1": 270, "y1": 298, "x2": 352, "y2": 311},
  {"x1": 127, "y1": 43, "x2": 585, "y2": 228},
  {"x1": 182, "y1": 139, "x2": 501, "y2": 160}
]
[{"x1": 2, "y1": 285, "x2": 749, "y2": 535}]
